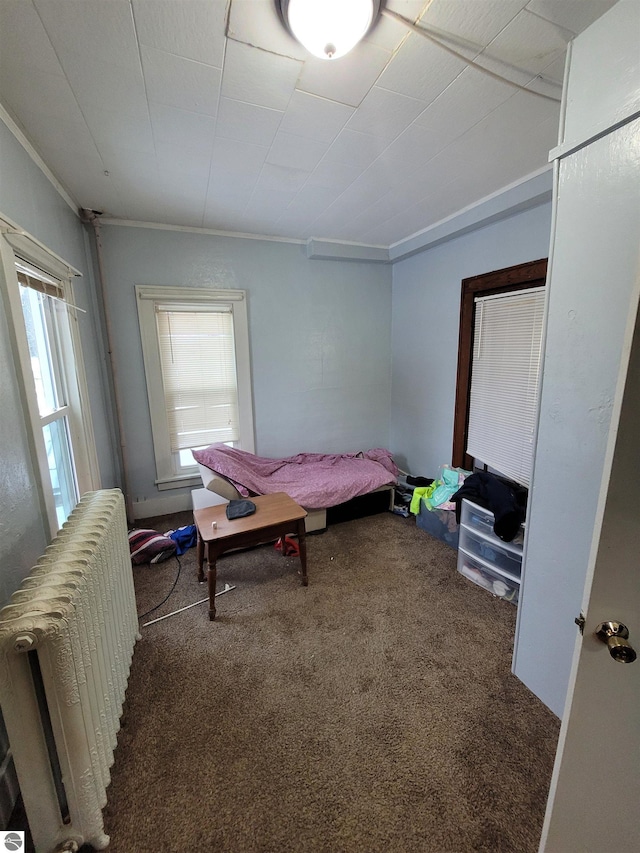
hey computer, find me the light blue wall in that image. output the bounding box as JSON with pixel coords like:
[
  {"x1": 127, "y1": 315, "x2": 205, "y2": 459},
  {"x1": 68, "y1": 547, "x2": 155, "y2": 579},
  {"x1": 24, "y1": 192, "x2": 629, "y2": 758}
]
[
  {"x1": 99, "y1": 225, "x2": 392, "y2": 511},
  {"x1": 390, "y1": 203, "x2": 553, "y2": 477}
]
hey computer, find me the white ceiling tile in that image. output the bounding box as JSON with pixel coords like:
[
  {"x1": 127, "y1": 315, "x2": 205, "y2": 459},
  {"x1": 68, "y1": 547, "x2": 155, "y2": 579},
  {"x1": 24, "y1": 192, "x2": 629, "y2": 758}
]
[
  {"x1": 254, "y1": 163, "x2": 310, "y2": 193},
  {"x1": 376, "y1": 32, "x2": 466, "y2": 104},
  {"x1": 34, "y1": 0, "x2": 141, "y2": 70},
  {"x1": 84, "y1": 108, "x2": 155, "y2": 155},
  {"x1": 14, "y1": 107, "x2": 102, "y2": 167},
  {"x1": 416, "y1": 66, "x2": 514, "y2": 129},
  {"x1": 346, "y1": 87, "x2": 426, "y2": 140},
  {"x1": 297, "y1": 41, "x2": 392, "y2": 108},
  {"x1": 266, "y1": 132, "x2": 327, "y2": 171},
  {"x1": 133, "y1": 0, "x2": 227, "y2": 67},
  {"x1": 275, "y1": 185, "x2": 344, "y2": 230},
  {"x1": 0, "y1": 1, "x2": 65, "y2": 78},
  {"x1": 148, "y1": 101, "x2": 216, "y2": 151},
  {"x1": 118, "y1": 197, "x2": 170, "y2": 223},
  {"x1": 60, "y1": 53, "x2": 149, "y2": 117},
  {"x1": 221, "y1": 39, "x2": 301, "y2": 111},
  {"x1": 159, "y1": 172, "x2": 209, "y2": 207},
  {"x1": 141, "y1": 45, "x2": 221, "y2": 116},
  {"x1": 406, "y1": 67, "x2": 517, "y2": 160},
  {"x1": 481, "y1": 8, "x2": 570, "y2": 78},
  {"x1": 305, "y1": 160, "x2": 364, "y2": 190},
  {"x1": 421, "y1": 0, "x2": 528, "y2": 48},
  {"x1": 155, "y1": 142, "x2": 213, "y2": 178},
  {"x1": 322, "y1": 130, "x2": 388, "y2": 169},
  {"x1": 525, "y1": 0, "x2": 618, "y2": 36},
  {"x1": 0, "y1": 64, "x2": 82, "y2": 123},
  {"x1": 41, "y1": 151, "x2": 123, "y2": 210},
  {"x1": 158, "y1": 203, "x2": 206, "y2": 229},
  {"x1": 278, "y1": 91, "x2": 355, "y2": 143},
  {"x1": 204, "y1": 185, "x2": 256, "y2": 221},
  {"x1": 204, "y1": 180, "x2": 256, "y2": 215},
  {"x1": 99, "y1": 147, "x2": 161, "y2": 184},
  {"x1": 364, "y1": 1, "x2": 428, "y2": 50},
  {"x1": 216, "y1": 98, "x2": 284, "y2": 147},
  {"x1": 228, "y1": 0, "x2": 307, "y2": 60},
  {"x1": 537, "y1": 55, "x2": 566, "y2": 86},
  {"x1": 209, "y1": 137, "x2": 269, "y2": 192},
  {"x1": 246, "y1": 187, "x2": 298, "y2": 220}
]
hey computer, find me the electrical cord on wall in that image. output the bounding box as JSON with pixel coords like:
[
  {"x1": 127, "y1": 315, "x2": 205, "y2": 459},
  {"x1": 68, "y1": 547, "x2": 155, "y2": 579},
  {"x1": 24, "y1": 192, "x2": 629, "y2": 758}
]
[{"x1": 137, "y1": 555, "x2": 182, "y2": 621}]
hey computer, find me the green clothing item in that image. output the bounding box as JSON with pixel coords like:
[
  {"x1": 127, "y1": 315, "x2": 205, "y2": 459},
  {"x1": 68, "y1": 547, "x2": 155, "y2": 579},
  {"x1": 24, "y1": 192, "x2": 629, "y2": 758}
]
[{"x1": 410, "y1": 483, "x2": 437, "y2": 515}]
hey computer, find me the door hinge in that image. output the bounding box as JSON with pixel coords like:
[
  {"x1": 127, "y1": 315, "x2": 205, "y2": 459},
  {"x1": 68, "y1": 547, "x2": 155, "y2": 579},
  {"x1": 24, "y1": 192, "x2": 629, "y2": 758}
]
[{"x1": 575, "y1": 612, "x2": 586, "y2": 635}]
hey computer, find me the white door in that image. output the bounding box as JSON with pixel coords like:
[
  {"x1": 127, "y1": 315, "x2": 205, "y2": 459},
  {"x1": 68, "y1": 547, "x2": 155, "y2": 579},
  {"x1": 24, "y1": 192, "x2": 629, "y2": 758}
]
[{"x1": 539, "y1": 290, "x2": 640, "y2": 849}]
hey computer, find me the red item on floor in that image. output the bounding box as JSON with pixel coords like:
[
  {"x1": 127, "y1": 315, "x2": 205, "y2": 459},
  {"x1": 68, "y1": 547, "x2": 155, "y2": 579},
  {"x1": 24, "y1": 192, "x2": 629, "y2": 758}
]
[{"x1": 274, "y1": 535, "x2": 300, "y2": 557}]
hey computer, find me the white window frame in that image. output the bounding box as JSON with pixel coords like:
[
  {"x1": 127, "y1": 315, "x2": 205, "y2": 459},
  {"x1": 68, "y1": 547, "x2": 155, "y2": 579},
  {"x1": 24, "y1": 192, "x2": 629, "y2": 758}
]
[
  {"x1": 135, "y1": 285, "x2": 254, "y2": 490},
  {"x1": 0, "y1": 221, "x2": 101, "y2": 537}
]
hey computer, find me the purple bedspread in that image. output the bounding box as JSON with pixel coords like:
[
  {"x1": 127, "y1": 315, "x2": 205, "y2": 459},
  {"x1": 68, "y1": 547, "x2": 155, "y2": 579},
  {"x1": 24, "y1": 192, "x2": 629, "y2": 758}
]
[{"x1": 192, "y1": 444, "x2": 398, "y2": 510}]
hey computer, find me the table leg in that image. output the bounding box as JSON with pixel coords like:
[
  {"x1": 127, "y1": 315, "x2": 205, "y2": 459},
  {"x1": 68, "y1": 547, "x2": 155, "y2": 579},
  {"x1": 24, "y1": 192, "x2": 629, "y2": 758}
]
[
  {"x1": 297, "y1": 519, "x2": 308, "y2": 586},
  {"x1": 206, "y1": 544, "x2": 218, "y2": 620},
  {"x1": 196, "y1": 528, "x2": 205, "y2": 583}
]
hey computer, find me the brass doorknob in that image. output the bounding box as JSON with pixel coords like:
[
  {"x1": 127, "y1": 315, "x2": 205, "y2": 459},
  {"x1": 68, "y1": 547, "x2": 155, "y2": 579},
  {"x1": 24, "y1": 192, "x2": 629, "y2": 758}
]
[{"x1": 595, "y1": 621, "x2": 637, "y2": 663}]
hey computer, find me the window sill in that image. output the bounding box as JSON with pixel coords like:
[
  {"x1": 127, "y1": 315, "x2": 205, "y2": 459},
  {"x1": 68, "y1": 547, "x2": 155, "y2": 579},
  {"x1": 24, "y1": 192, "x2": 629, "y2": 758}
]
[{"x1": 155, "y1": 474, "x2": 202, "y2": 491}]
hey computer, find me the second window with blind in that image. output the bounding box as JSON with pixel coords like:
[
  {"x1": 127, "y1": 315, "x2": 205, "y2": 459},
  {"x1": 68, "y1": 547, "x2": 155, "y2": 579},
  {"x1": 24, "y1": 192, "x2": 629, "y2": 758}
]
[
  {"x1": 452, "y1": 259, "x2": 547, "y2": 488},
  {"x1": 136, "y1": 286, "x2": 254, "y2": 488}
]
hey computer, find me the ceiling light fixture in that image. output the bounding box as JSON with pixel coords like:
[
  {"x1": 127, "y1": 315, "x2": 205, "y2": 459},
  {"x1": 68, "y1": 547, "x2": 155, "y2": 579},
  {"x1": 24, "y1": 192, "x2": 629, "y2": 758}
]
[{"x1": 277, "y1": 0, "x2": 381, "y2": 60}]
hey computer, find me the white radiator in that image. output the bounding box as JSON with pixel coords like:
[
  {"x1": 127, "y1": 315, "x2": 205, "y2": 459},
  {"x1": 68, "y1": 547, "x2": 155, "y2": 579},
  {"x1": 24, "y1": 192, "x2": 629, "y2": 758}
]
[{"x1": 0, "y1": 489, "x2": 140, "y2": 853}]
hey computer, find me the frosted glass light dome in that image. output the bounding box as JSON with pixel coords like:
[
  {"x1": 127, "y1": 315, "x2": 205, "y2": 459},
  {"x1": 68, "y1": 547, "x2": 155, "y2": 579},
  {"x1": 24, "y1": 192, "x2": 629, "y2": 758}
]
[{"x1": 280, "y1": 0, "x2": 379, "y2": 60}]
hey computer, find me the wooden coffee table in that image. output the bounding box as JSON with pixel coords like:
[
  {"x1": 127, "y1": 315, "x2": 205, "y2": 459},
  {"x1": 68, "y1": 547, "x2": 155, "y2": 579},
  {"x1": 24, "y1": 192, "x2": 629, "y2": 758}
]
[{"x1": 193, "y1": 492, "x2": 308, "y2": 620}]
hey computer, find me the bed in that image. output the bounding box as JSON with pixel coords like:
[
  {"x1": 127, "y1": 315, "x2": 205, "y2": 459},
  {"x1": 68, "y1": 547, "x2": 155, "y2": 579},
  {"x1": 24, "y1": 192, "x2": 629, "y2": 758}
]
[{"x1": 192, "y1": 444, "x2": 398, "y2": 532}]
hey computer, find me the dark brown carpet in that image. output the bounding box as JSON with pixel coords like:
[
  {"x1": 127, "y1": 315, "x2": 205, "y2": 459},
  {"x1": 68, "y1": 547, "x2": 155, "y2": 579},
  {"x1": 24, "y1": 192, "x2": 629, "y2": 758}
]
[{"x1": 104, "y1": 511, "x2": 559, "y2": 853}]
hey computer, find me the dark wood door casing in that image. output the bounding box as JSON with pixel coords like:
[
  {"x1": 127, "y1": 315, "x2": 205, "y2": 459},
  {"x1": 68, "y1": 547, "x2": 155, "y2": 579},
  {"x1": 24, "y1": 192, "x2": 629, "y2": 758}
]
[{"x1": 452, "y1": 258, "x2": 548, "y2": 471}]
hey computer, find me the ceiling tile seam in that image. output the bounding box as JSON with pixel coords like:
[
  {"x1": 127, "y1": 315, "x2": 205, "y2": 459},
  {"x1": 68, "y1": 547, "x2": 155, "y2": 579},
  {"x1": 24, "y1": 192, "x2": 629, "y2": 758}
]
[
  {"x1": 474, "y1": 44, "x2": 565, "y2": 93},
  {"x1": 224, "y1": 31, "x2": 300, "y2": 64},
  {"x1": 523, "y1": 7, "x2": 578, "y2": 40},
  {"x1": 27, "y1": 0, "x2": 118, "y2": 213},
  {"x1": 137, "y1": 40, "x2": 225, "y2": 72},
  {"x1": 201, "y1": 30, "x2": 231, "y2": 228},
  {"x1": 235, "y1": 54, "x2": 304, "y2": 225},
  {"x1": 126, "y1": 0, "x2": 164, "y2": 222},
  {"x1": 477, "y1": 4, "x2": 570, "y2": 89},
  {"x1": 344, "y1": 75, "x2": 556, "y2": 242}
]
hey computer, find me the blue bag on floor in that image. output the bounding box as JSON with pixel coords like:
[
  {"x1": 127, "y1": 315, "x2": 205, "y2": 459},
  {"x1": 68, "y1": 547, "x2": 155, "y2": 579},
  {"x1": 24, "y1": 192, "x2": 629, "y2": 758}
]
[{"x1": 166, "y1": 524, "x2": 197, "y2": 556}]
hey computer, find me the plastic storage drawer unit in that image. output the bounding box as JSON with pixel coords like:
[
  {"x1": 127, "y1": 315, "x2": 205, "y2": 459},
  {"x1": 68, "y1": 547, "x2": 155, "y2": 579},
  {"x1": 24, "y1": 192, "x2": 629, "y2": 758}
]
[
  {"x1": 458, "y1": 550, "x2": 519, "y2": 604},
  {"x1": 457, "y1": 498, "x2": 524, "y2": 605},
  {"x1": 460, "y1": 499, "x2": 525, "y2": 546},
  {"x1": 458, "y1": 526, "x2": 522, "y2": 581}
]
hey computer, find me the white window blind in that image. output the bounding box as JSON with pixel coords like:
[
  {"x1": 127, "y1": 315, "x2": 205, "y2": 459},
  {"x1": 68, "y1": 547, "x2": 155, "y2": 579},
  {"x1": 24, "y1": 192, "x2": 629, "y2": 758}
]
[
  {"x1": 156, "y1": 305, "x2": 239, "y2": 452},
  {"x1": 466, "y1": 287, "x2": 545, "y2": 487}
]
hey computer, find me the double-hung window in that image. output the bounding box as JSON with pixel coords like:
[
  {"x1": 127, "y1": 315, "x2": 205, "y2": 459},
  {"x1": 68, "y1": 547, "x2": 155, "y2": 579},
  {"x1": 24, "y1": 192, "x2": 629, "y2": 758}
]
[
  {"x1": 136, "y1": 286, "x2": 254, "y2": 488},
  {"x1": 0, "y1": 225, "x2": 100, "y2": 535}
]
